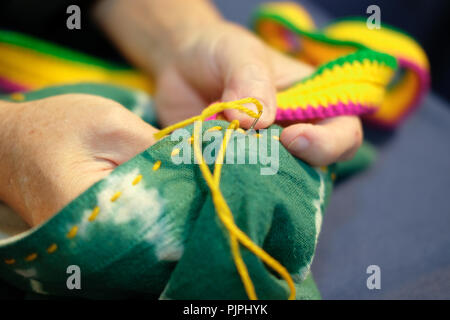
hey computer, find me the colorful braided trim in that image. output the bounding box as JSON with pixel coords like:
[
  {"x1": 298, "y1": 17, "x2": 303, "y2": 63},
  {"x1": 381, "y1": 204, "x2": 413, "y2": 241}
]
[
  {"x1": 0, "y1": 30, "x2": 396, "y2": 124},
  {"x1": 0, "y1": 31, "x2": 153, "y2": 94},
  {"x1": 276, "y1": 49, "x2": 396, "y2": 121},
  {"x1": 252, "y1": 2, "x2": 431, "y2": 128},
  {"x1": 0, "y1": 2, "x2": 430, "y2": 129}
]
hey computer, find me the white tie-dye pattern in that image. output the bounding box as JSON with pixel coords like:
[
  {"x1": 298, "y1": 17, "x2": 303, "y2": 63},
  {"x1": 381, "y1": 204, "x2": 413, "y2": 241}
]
[
  {"x1": 13, "y1": 268, "x2": 48, "y2": 295},
  {"x1": 74, "y1": 169, "x2": 164, "y2": 239},
  {"x1": 294, "y1": 169, "x2": 326, "y2": 281},
  {"x1": 14, "y1": 267, "x2": 37, "y2": 278},
  {"x1": 30, "y1": 279, "x2": 48, "y2": 295},
  {"x1": 94, "y1": 169, "x2": 164, "y2": 224},
  {"x1": 14, "y1": 268, "x2": 37, "y2": 278},
  {"x1": 312, "y1": 169, "x2": 325, "y2": 244},
  {"x1": 75, "y1": 168, "x2": 184, "y2": 262},
  {"x1": 144, "y1": 217, "x2": 184, "y2": 262}
]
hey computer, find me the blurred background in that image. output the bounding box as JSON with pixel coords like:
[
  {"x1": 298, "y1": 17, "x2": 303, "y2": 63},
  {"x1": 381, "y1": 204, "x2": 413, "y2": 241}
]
[
  {"x1": 0, "y1": 0, "x2": 449, "y2": 299},
  {"x1": 1, "y1": 0, "x2": 449, "y2": 102}
]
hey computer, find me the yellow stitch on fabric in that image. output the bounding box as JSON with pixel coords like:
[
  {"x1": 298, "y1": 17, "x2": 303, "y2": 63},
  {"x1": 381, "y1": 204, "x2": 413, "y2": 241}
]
[
  {"x1": 132, "y1": 175, "x2": 143, "y2": 186},
  {"x1": 110, "y1": 191, "x2": 121, "y2": 202},
  {"x1": 88, "y1": 206, "x2": 100, "y2": 222},
  {"x1": 10, "y1": 93, "x2": 25, "y2": 101},
  {"x1": 171, "y1": 148, "x2": 181, "y2": 157},
  {"x1": 207, "y1": 126, "x2": 223, "y2": 132},
  {"x1": 188, "y1": 136, "x2": 194, "y2": 144},
  {"x1": 236, "y1": 128, "x2": 246, "y2": 134},
  {"x1": 154, "y1": 98, "x2": 296, "y2": 300},
  {"x1": 4, "y1": 259, "x2": 15, "y2": 265},
  {"x1": 254, "y1": 133, "x2": 262, "y2": 138},
  {"x1": 272, "y1": 135, "x2": 280, "y2": 140},
  {"x1": 24, "y1": 253, "x2": 38, "y2": 262},
  {"x1": 66, "y1": 226, "x2": 78, "y2": 239},
  {"x1": 46, "y1": 243, "x2": 58, "y2": 254},
  {"x1": 320, "y1": 166, "x2": 328, "y2": 173},
  {"x1": 331, "y1": 173, "x2": 337, "y2": 181},
  {"x1": 152, "y1": 160, "x2": 162, "y2": 171}
]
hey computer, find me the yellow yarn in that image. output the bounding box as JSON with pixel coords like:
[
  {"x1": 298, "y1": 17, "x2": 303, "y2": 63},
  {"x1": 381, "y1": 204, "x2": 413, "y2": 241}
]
[
  {"x1": 276, "y1": 60, "x2": 394, "y2": 110},
  {"x1": 0, "y1": 43, "x2": 153, "y2": 93},
  {"x1": 154, "y1": 98, "x2": 296, "y2": 300}
]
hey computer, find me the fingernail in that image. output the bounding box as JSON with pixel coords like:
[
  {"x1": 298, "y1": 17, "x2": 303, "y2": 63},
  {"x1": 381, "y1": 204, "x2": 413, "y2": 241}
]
[{"x1": 288, "y1": 135, "x2": 310, "y2": 153}]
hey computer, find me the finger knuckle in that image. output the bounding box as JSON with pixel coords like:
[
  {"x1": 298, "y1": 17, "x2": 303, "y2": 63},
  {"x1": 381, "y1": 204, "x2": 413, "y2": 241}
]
[{"x1": 320, "y1": 140, "x2": 341, "y2": 162}]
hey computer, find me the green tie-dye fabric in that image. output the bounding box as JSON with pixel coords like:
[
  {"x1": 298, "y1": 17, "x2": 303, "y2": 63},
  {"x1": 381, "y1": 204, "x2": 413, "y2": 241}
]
[{"x1": 0, "y1": 83, "x2": 354, "y2": 299}]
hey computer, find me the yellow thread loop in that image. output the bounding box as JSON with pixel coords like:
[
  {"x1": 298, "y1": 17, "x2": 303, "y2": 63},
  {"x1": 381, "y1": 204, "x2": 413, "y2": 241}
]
[
  {"x1": 66, "y1": 226, "x2": 78, "y2": 239},
  {"x1": 320, "y1": 166, "x2": 328, "y2": 173},
  {"x1": 46, "y1": 244, "x2": 58, "y2": 254},
  {"x1": 153, "y1": 160, "x2": 162, "y2": 171},
  {"x1": 155, "y1": 98, "x2": 295, "y2": 300},
  {"x1": 4, "y1": 259, "x2": 15, "y2": 265},
  {"x1": 110, "y1": 191, "x2": 121, "y2": 202},
  {"x1": 25, "y1": 253, "x2": 38, "y2": 262},
  {"x1": 154, "y1": 98, "x2": 263, "y2": 140},
  {"x1": 171, "y1": 148, "x2": 181, "y2": 157},
  {"x1": 132, "y1": 175, "x2": 143, "y2": 186},
  {"x1": 10, "y1": 93, "x2": 25, "y2": 101},
  {"x1": 88, "y1": 206, "x2": 100, "y2": 222},
  {"x1": 207, "y1": 126, "x2": 223, "y2": 132}
]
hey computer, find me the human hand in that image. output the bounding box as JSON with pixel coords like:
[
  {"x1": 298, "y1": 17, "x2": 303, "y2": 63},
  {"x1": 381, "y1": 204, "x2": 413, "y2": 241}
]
[
  {"x1": 0, "y1": 94, "x2": 157, "y2": 226},
  {"x1": 94, "y1": 0, "x2": 363, "y2": 167},
  {"x1": 154, "y1": 22, "x2": 363, "y2": 167}
]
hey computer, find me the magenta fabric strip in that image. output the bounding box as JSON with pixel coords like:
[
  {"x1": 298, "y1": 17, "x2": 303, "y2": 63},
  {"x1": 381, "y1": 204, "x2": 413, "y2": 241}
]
[
  {"x1": 206, "y1": 102, "x2": 376, "y2": 122},
  {"x1": 275, "y1": 101, "x2": 376, "y2": 121},
  {"x1": 206, "y1": 115, "x2": 218, "y2": 121},
  {"x1": 397, "y1": 57, "x2": 430, "y2": 107},
  {"x1": 0, "y1": 77, "x2": 29, "y2": 93}
]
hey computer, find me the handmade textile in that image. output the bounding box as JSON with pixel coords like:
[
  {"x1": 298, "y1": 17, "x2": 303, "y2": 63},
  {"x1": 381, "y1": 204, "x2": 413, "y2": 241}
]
[
  {"x1": 0, "y1": 83, "x2": 339, "y2": 299},
  {"x1": 0, "y1": 4, "x2": 430, "y2": 128},
  {"x1": 252, "y1": 2, "x2": 430, "y2": 127},
  {"x1": 0, "y1": 31, "x2": 153, "y2": 94},
  {"x1": 0, "y1": 2, "x2": 428, "y2": 300},
  {"x1": 0, "y1": 30, "x2": 394, "y2": 124}
]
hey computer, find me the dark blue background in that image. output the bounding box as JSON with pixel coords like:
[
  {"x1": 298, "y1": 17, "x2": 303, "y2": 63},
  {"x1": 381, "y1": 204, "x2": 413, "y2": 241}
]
[{"x1": 217, "y1": 0, "x2": 450, "y2": 299}]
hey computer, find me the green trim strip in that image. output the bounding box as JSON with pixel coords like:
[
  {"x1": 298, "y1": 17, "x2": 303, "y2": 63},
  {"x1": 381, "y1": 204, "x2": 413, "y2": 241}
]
[
  {"x1": 250, "y1": 8, "x2": 399, "y2": 87},
  {"x1": 0, "y1": 30, "x2": 131, "y2": 71},
  {"x1": 292, "y1": 49, "x2": 397, "y2": 86},
  {"x1": 251, "y1": 10, "x2": 369, "y2": 50}
]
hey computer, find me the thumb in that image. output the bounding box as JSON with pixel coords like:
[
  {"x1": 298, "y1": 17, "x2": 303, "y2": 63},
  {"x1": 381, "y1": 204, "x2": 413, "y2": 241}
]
[{"x1": 220, "y1": 43, "x2": 277, "y2": 128}]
